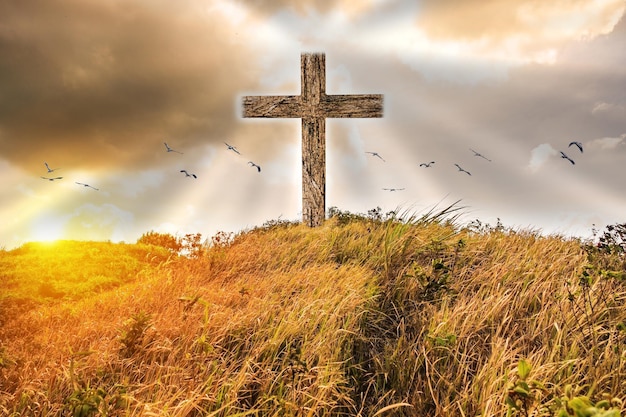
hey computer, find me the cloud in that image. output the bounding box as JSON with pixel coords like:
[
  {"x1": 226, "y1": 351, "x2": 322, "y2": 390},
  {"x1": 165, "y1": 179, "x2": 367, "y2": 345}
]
[
  {"x1": 113, "y1": 169, "x2": 166, "y2": 199},
  {"x1": 63, "y1": 203, "x2": 134, "y2": 242},
  {"x1": 414, "y1": 0, "x2": 625, "y2": 63},
  {"x1": 239, "y1": 1, "x2": 626, "y2": 86},
  {"x1": 343, "y1": 1, "x2": 626, "y2": 85},
  {"x1": 591, "y1": 101, "x2": 626, "y2": 122},
  {"x1": 0, "y1": 0, "x2": 262, "y2": 170},
  {"x1": 528, "y1": 143, "x2": 558, "y2": 172},
  {"x1": 232, "y1": 0, "x2": 380, "y2": 17},
  {"x1": 587, "y1": 134, "x2": 626, "y2": 150}
]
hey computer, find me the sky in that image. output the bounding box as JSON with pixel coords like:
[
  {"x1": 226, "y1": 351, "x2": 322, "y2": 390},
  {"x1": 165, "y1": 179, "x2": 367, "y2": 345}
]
[{"x1": 1, "y1": 0, "x2": 625, "y2": 248}]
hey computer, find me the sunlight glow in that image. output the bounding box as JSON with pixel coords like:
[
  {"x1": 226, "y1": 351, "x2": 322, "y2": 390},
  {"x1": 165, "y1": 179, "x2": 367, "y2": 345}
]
[{"x1": 31, "y1": 213, "x2": 69, "y2": 243}]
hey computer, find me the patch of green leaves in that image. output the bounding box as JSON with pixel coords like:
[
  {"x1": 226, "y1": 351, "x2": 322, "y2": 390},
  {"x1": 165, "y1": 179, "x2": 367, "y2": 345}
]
[
  {"x1": 506, "y1": 360, "x2": 623, "y2": 417},
  {"x1": 505, "y1": 359, "x2": 547, "y2": 417},
  {"x1": 118, "y1": 311, "x2": 154, "y2": 358}
]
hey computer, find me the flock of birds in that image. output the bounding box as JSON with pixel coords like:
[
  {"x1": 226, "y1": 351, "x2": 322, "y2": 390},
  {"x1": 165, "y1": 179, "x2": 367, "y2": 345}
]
[
  {"x1": 40, "y1": 139, "x2": 584, "y2": 195},
  {"x1": 365, "y1": 146, "x2": 491, "y2": 191},
  {"x1": 40, "y1": 141, "x2": 262, "y2": 190},
  {"x1": 366, "y1": 141, "x2": 584, "y2": 191},
  {"x1": 40, "y1": 162, "x2": 100, "y2": 190},
  {"x1": 560, "y1": 141, "x2": 584, "y2": 164},
  {"x1": 172, "y1": 141, "x2": 262, "y2": 177},
  {"x1": 164, "y1": 142, "x2": 199, "y2": 178}
]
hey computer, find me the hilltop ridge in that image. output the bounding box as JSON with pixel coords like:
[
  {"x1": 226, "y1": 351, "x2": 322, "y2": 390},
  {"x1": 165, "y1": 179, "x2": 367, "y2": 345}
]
[{"x1": 1, "y1": 212, "x2": 625, "y2": 416}]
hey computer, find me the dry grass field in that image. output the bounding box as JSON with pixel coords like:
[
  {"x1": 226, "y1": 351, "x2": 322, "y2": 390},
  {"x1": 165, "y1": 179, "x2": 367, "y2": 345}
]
[{"x1": 1, "y1": 208, "x2": 625, "y2": 416}]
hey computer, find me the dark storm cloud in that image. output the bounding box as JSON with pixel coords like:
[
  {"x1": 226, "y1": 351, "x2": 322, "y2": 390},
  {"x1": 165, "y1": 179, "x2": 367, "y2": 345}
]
[{"x1": 0, "y1": 0, "x2": 260, "y2": 170}]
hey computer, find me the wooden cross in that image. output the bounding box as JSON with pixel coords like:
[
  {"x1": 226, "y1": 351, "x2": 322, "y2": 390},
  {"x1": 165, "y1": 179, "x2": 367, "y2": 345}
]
[{"x1": 242, "y1": 53, "x2": 383, "y2": 227}]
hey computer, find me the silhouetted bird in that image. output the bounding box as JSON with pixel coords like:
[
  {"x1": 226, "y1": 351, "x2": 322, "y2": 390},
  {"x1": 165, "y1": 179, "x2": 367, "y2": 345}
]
[
  {"x1": 365, "y1": 152, "x2": 385, "y2": 162},
  {"x1": 383, "y1": 188, "x2": 405, "y2": 191},
  {"x1": 164, "y1": 142, "x2": 183, "y2": 154},
  {"x1": 41, "y1": 176, "x2": 63, "y2": 181},
  {"x1": 180, "y1": 170, "x2": 197, "y2": 178},
  {"x1": 248, "y1": 161, "x2": 261, "y2": 172},
  {"x1": 225, "y1": 142, "x2": 241, "y2": 155},
  {"x1": 76, "y1": 182, "x2": 99, "y2": 190},
  {"x1": 470, "y1": 148, "x2": 491, "y2": 162},
  {"x1": 44, "y1": 162, "x2": 59, "y2": 173},
  {"x1": 560, "y1": 151, "x2": 575, "y2": 165},
  {"x1": 454, "y1": 163, "x2": 471, "y2": 176},
  {"x1": 420, "y1": 161, "x2": 435, "y2": 167},
  {"x1": 568, "y1": 141, "x2": 583, "y2": 153}
]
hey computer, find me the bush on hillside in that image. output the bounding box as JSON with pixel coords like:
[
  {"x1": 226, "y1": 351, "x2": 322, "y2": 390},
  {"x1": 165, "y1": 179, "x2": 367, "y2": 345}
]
[
  {"x1": 137, "y1": 231, "x2": 182, "y2": 253},
  {"x1": 595, "y1": 223, "x2": 626, "y2": 255}
]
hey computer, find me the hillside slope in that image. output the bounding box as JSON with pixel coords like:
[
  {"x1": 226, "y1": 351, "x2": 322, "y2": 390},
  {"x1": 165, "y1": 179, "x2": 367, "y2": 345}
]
[
  {"x1": 1, "y1": 215, "x2": 625, "y2": 416},
  {"x1": 0, "y1": 240, "x2": 171, "y2": 309}
]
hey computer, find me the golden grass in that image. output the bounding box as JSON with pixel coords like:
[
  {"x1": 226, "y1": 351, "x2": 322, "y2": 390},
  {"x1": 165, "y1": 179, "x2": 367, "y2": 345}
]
[{"x1": 0, "y1": 215, "x2": 625, "y2": 416}]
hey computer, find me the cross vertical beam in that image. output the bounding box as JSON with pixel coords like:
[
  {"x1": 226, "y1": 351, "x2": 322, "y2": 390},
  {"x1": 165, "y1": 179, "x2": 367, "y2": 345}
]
[
  {"x1": 242, "y1": 53, "x2": 383, "y2": 227},
  {"x1": 302, "y1": 115, "x2": 325, "y2": 227},
  {"x1": 301, "y1": 54, "x2": 325, "y2": 227}
]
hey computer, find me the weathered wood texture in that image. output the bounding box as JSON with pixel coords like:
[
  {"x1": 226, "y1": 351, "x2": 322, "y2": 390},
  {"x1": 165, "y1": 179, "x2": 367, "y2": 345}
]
[
  {"x1": 242, "y1": 53, "x2": 383, "y2": 227},
  {"x1": 302, "y1": 117, "x2": 325, "y2": 227}
]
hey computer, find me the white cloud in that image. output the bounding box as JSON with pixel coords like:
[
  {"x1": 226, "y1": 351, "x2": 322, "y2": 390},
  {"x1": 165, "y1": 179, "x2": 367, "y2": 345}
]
[
  {"x1": 588, "y1": 134, "x2": 626, "y2": 150},
  {"x1": 64, "y1": 203, "x2": 135, "y2": 242},
  {"x1": 591, "y1": 101, "x2": 626, "y2": 118},
  {"x1": 528, "y1": 143, "x2": 558, "y2": 172},
  {"x1": 592, "y1": 101, "x2": 613, "y2": 114}
]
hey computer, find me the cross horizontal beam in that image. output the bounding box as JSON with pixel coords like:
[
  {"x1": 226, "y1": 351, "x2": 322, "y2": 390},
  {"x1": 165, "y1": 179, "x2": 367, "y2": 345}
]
[{"x1": 242, "y1": 94, "x2": 383, "y2": 118}]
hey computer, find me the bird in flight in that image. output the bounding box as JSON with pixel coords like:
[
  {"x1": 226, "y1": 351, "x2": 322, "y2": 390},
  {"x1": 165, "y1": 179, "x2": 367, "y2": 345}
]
[
  {"x1": 248, "y1": 161, "x2": 261, "y2": 172},
  {"x1": 365, "y1": 152, "x2": 385, "y2": 162},
  {"x1": 41, "y1": 176, "x2": 63, "y2": 181},
  {"x1": 180, "y1": 170, "x2": 197, "y2": 178},
  {"x1": 560, "y1": 151, "x2": 575, "y2": 165},
  {"x1": 454, "y1": 163, "x2": 472, "y2": 176},
  {"x1": 164, "y1": 142, "x2": 183, "y2": 154},
  {"x1": 383, "y1": 188, "x2": 405, "y2": 191},
  {"x1": 225, "y1": 142, "x2": 241, "y2": 155},
  {"x1": 420, "y1": 161, "x2": 435, "y2": 167},
  {"x1": 568, "y1": 141, "x2": 583, "y2": 153},
  {"x1": 76, "y1": 182, "x2": 99, "y2": 190},
  {"x1": 44, "y1": 162, "x2": 59, "y2": 173},
  {"x1": 470, "y1": 148, "x2": 491, "y2": 162}
]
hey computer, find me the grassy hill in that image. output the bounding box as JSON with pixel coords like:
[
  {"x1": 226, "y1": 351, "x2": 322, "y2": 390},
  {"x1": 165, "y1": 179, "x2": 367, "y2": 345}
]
[
  {"x1": 1, "y1": 210, "x2": 625, "y2": 416},
  {"x1": 0, "y1": 240, "x2": 172, "y2": 307}
]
